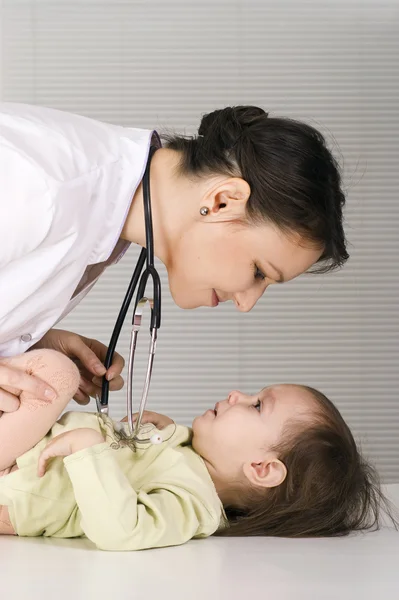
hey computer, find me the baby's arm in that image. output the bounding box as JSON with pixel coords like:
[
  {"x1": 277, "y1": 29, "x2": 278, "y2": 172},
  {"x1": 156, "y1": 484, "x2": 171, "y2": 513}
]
[
  {"x1": 37, "y1": 428, "x2": 104, "y2": 477},
  {"x1": 120, "y1": 410, "x2": 174, "y2": 429},
  {"x1": 0, "y1": 349, "x2": 80, "y2": 471},
  {"x1": 63, "y1": 445, "x2": 220, "y2": 551}
]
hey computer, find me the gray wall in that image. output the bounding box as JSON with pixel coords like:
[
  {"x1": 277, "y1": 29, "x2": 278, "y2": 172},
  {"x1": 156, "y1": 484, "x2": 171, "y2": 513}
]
[{"x1": 1, "y1": 0, "x2": 398, "y2": 481}]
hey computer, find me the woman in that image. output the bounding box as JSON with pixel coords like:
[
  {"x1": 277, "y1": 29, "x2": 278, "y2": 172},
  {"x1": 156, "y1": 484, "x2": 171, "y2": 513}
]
[{"x1": 0, "y1": 103, "x2": 348, "y2": 411}]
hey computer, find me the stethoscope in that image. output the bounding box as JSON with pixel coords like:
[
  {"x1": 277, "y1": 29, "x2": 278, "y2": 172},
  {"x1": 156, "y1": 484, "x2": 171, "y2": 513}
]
[{"x1": 96, "y1": 146, "x2": 163, "y2": 446}]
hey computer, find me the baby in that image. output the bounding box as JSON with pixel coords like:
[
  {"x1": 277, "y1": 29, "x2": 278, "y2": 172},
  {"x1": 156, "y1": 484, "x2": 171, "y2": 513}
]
[{"x1": 0, "y1": 350, "x2": 395, "y2": 550}]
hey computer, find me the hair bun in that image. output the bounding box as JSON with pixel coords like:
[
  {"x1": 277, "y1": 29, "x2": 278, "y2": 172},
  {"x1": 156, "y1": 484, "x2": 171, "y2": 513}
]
[
  {"x1": 198, "y1": 105, "x2": 268, "y2": 149},
  {"x1": 230, "y1": 105, "x2": 268, "y2": 127}
]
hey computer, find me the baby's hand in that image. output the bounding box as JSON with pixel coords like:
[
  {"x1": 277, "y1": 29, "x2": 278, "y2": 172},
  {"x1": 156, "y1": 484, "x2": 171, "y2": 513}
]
[
  {"x1": 121, "y1": 411, "x2": 174, "y2": 430},
  {"x1": 37, "y1": 428, "x2": 104, "y2": 477}
]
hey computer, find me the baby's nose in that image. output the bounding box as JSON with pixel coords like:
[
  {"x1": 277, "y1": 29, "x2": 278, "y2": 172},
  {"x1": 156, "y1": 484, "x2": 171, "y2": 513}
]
[{"x1": 228, "y1": 390, "x2": 253, "y2": 405}]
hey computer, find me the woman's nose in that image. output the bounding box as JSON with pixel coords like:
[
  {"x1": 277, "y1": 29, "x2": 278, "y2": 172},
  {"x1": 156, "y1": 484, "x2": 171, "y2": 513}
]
[{"x1": 233, "y1": 285, "x2": 268, "y2": 313}]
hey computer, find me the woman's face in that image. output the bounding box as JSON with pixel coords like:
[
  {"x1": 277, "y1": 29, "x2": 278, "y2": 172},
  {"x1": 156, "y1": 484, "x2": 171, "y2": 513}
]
[{"x1": 166, "y1": 220, "x2": 322, "y2": 310}]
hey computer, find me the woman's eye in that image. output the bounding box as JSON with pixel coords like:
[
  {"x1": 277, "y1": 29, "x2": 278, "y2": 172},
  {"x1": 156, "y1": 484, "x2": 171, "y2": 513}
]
[
  {"x1": 254, "y1": 264, "x2": 266, "y2": 281},
  {"x1": 254, "y1": 399, "x2": 262, "y2": 412}
]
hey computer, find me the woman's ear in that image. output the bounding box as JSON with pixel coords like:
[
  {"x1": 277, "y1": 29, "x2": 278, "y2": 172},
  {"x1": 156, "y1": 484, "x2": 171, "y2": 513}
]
[
  {"x1": 243, "y1": 457, "x2": 287, "y2": 489},
  {"x1": 200, "y1": 177, "x2": 251, "y2": 222}
]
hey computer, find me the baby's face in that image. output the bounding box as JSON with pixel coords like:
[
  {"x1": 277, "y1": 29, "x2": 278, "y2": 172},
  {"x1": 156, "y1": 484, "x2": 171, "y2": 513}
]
[{"x1": 192, "y1": 384, "x2": 316, "y2": 484}]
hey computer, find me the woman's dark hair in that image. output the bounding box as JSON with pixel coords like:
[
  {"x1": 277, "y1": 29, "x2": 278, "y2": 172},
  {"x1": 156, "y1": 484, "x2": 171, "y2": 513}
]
[
  {"x1": 164, "y1": 106, "x2": 349, "y2": 273},
  {"x1": 216, "y1": 387, "x2": 398, "y2": 538}
]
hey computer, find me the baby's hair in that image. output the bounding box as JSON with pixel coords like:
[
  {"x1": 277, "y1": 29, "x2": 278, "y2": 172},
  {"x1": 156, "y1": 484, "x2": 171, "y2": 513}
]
[
  {"x1": 164, "y1": 106, "x2": 349, "y2": 274},
  {"x1": 217, "y1": 386, "x2": 397, "y2": 538}
]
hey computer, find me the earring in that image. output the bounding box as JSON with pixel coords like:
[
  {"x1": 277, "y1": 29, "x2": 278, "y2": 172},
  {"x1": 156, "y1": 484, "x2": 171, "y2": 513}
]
[{"x1": 200, "y1": 207, "x2": 209, "y2": 216}]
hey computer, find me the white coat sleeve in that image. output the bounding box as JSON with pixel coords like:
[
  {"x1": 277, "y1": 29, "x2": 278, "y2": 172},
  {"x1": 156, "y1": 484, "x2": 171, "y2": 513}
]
[
  {"x1": 0, "y1": 142, "x2": 56, "y2": 347},
  {"x1": 63, "y1": 443, "x2": 220, "y2": 551},
  {"x1": 0, "y1": 144, "x2": 54, "y2": 268}
]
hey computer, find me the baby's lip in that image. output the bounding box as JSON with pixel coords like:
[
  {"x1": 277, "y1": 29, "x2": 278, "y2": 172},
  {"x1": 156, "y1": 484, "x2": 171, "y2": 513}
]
[{"x1": 214, "y1": 291, "x2": 229, "y2": 304}]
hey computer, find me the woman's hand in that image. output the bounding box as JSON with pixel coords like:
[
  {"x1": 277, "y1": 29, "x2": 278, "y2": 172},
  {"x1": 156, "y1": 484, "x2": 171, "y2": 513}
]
[
  {"x1": 37, "y1": 428, "x2": 104, "y2": 477},
  {"x1": 0, "y1": 362, "x2": 57, "y2": 417},
  {"x1": 121, "y1": 410, "x2": 174, "y2": 430},
  {"x1": 30, "y1": 329, "x2": 125, "y2": 405}
]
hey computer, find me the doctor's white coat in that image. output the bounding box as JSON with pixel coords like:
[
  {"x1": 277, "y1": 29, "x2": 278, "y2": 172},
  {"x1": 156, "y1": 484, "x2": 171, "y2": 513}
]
[{"x1": 0, "y1": 103, "x2": 154, "y2": 356}]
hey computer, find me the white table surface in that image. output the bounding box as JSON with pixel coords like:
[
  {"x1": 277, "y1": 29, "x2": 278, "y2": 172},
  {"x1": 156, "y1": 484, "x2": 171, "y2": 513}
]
[
  {"x1": 1, "y1": 527, "x2": 398, "y2": 599},
  {"x1": 1, "y1": 486, "x2": 398, "y2": 600}
]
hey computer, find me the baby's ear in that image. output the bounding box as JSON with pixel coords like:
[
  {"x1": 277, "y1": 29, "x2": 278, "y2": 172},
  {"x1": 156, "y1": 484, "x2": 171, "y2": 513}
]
[{"x1": 243, "y1": 457, "x2": 287, "y2": 489}]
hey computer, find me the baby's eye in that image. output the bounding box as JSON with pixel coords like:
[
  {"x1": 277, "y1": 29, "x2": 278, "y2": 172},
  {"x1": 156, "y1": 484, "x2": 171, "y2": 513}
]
[{"x1": 254, "y1": 399, "x2": 262, "y2": 412}]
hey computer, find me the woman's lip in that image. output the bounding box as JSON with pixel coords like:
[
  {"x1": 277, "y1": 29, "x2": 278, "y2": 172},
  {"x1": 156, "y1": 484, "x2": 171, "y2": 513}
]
[{"x1": 211, "y1": 290, "x2": 219, "y2": 307}]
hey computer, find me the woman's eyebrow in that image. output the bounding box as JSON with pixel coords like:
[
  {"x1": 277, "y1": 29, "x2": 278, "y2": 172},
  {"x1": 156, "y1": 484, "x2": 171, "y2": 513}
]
[{"x1": 266, "y1": 262, "x2": 285, "y2": 283}]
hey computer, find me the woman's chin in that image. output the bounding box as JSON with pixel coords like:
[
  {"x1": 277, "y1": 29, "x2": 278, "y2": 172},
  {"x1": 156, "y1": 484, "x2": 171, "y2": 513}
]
[{"x1": 169, "y1": 287, "x2": 204, "y2": 309}]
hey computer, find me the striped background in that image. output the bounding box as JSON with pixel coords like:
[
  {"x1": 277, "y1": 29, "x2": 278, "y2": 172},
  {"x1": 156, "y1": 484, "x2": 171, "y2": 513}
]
[{"x1": 1, "y1": 0, "x2": 398, "y2": 481}]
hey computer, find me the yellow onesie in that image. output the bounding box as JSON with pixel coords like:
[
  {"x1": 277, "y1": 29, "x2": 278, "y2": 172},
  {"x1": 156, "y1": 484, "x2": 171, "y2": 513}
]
[{"x1": 0, "y1": 412, "x2": 224, "y2": 551}]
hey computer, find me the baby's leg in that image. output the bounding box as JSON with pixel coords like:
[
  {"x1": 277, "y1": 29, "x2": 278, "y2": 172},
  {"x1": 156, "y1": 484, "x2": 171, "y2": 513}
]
[
  {"x1": 0, "y1": 464, "x2": 18, "y2": 535},
  {"x1": 0, "y1": 349, "x2": 80, "y2": 471}
]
